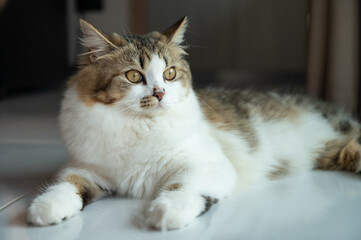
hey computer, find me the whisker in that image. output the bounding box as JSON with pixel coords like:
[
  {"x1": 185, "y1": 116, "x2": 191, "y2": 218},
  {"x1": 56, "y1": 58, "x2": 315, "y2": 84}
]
[
  {"x1": 78, "y1": 49, "x2": 104, "y2": 56},
  {"x1": 186, "y1": 30, "x2": 200, "y2": 36},
  {"x1": 186, "y1": 45, "x2": 208, "y2": 50},
  {"x1": 120, "y1": 22, "x2": 132, "y2": 43}
]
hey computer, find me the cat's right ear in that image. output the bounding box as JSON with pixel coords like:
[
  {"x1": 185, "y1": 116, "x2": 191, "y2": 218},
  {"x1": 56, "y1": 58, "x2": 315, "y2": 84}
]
[
  {"x1": 79, "y1": 19, "x2": 118, "y2": 62},
  {"x1": 163, "y1": 16, "x2": 188, "y2": 45}
]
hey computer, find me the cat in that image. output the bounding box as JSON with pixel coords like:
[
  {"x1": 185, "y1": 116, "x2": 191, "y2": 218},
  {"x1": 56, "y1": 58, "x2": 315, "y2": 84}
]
[{"x1": 27, "y1": 16, "x2": 361, "y2": 230}]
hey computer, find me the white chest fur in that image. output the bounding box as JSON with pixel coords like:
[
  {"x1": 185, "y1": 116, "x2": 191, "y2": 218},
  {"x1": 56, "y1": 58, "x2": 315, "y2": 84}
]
[{"x1": 60, "y1": 86, "x2": 208, "y2": 199}]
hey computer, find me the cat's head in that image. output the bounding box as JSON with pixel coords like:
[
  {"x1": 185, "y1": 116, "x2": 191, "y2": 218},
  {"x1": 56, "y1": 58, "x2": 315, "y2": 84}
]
[{"x1": 71, "y1": 17, "x2": 192, "y2": 117}]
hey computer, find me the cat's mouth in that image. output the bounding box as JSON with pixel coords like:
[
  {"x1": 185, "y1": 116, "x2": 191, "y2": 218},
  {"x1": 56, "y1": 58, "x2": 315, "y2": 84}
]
[{"x1": 139, "y1": 95, "x2": 162, "y2": 110}]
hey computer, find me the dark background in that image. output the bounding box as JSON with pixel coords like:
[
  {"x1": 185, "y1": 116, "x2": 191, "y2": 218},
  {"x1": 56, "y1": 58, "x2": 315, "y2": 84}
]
[
  {"x1": 0, "y1": 0, "x2": 68, "y2": 96},
  {"x1": 0, "y1": 0, "x2": 307, "y2": 98}
]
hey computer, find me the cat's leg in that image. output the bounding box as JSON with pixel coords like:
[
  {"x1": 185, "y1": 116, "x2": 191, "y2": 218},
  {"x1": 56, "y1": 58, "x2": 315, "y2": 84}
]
[
  {"x1": 315, "y1": 135, "x2": 361, "y2": 173},
  {"x1": 27, "y1": 168, "x2": 110, "y2": 226},
  {"x1": 146, "y1": 184, "x2": 221, "y2": 230},
  {"x1": 145, "y1": 150, "x2": 237, "y2": 230}
]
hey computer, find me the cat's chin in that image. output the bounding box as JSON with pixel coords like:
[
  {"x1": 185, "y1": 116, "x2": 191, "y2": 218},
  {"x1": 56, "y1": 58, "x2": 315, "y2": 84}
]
[
  {"x1": 125, "y1": 104, "x2": 170, "y2": 118},
  {"x1": 147, "y1": 101, "x2": 169, "y2": 110},
  {"x1": 143, "y1": 104, "x2": 168, "y2": 115}
]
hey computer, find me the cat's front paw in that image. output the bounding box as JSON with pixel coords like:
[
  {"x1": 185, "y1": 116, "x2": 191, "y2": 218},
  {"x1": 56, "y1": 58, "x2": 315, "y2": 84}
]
[
  {"x1": 27, "y1": 182, "x2": 82, "y2": 226},
  {"x1": 146, "y1": 192, "x2": 204, "y2": 230}
]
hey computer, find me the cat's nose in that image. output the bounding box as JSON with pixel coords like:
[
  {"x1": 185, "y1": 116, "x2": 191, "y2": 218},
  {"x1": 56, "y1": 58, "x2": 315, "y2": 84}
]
[{"x1": 153, "y1": 88, "x2": 165, "y2": 101}]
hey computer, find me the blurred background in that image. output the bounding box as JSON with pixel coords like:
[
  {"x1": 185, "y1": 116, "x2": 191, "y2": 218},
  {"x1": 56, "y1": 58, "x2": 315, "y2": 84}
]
[{"x1": 0, "y1": 0, "x2": 360, "y2": 178}]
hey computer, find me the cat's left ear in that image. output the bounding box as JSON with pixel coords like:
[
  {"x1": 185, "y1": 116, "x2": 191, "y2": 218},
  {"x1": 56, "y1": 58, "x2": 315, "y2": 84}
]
[
  {"x1": 79, "y1": 19, "x2": 118, "y2": 62},
  {"x1": 163, "y1": 16, "x2": 188, "y2": 45}
]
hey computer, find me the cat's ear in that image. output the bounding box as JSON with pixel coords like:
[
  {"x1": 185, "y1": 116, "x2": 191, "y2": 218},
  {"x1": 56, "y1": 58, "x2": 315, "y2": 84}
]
[
  {"x1": 79, "y1": 19, "x2": 118, "y2": 62},
  {"x1": 163, "y1": 16, "x2": 188, "y2": 45}
]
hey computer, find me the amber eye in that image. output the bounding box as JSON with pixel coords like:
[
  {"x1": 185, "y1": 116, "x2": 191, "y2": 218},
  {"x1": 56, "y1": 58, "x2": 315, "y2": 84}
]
[
  {"x1": 163, "y1": 67, "x2": 176, "y2": 81},
  {"x1": 126, "y1": 70, "x2": 143, "y2": 83}
]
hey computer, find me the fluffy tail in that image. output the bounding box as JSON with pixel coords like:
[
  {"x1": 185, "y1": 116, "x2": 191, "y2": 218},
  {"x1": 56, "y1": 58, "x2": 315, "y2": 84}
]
[{"x1": 315, "y1": 136, "x2": 361, "y2": 173}]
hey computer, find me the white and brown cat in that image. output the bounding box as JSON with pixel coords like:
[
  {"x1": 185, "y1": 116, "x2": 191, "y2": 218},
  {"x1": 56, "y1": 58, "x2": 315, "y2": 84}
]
[{"x1": 27, "y1": 17, "x2": 361, "y2": 230}]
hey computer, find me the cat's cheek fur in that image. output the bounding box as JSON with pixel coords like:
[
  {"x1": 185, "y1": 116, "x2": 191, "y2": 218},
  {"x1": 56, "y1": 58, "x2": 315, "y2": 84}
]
[
  {"x1": 160, "y1": 80, "x2": 186, "y2": 109},
  {"x1": 27, "y1": 182, "x2": 82, "y2": 226}
]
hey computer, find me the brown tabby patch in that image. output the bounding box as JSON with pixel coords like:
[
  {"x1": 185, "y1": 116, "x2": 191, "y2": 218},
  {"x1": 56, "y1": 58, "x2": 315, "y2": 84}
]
[
  {"x1": 315, "y1": 137, "x2": 361, "y2": 172},
  {"x1": 69, "y1": 62, "x2": 132, "y2": 106},
  {"x1": 140, "y1": 95, "x2": 159, "y2": 110},
  {"x1": 251, "y1": 93, "x2": 300, "y2": 121},
  {"x1": 197, "y1": 89, "x2": 361, "y2": 152},
  {"x1": 284, "y1": 94, "x2": 358, "y2": 135},
  {"x1": 165, "y1": 183, "x2": 182, "y2": 191},
  {"x1": 197, "y1": 89, "x2": 258, "y2": 149},
  {"x1": 268, "y1": 159, "x2": 291, "y2": 180},
  {"x1": 66, "y1": 174, "x2": 102, "y2": 207},
  {"x1": 197, "y1": 90, "x2": 303, "y2": 149},
  {"x1": 198, "y1": 196, "x2": 219, "y2": 216}
]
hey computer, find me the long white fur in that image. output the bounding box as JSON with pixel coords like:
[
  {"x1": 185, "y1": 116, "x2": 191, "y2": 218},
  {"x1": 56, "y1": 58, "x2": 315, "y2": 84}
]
[
  {"x1": 27, "y1": 182, "x2": 82, "y2": 226},
  {"x1": 28, "y1": 54, "x2": 340, "y2": 229}
]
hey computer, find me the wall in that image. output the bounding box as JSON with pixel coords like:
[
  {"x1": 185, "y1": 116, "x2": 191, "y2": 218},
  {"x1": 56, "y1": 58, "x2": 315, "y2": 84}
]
[
  {"x1": 147, "y1": 0, "x2": 307, "y2": 88},
  {"x1": 65, "y1": 0, "x2": 307, "y2": 88}
]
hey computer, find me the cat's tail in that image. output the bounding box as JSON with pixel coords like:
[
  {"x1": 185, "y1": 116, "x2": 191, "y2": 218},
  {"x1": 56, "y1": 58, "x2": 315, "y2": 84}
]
[{"x1": 315, "y1": 135, "x2": 361, "y2": 173}]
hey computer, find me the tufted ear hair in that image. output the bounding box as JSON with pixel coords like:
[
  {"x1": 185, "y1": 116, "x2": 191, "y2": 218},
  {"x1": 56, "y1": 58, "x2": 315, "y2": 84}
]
[
  {"x1": 163, "y1": 16, "x2": 188, "y2": 45},
  {"x1": 79, "y1": 19, "x2": 118, "y2": 62}
]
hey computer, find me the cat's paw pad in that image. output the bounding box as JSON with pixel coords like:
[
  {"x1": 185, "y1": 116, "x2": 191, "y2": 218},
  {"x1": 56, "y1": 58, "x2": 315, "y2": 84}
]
[
  {"x1": 146, "y1": 193, "x2": 204, "y2": 230},
  {"x1": 27, "y1": 182, "x2": 82, "y2": 226}
]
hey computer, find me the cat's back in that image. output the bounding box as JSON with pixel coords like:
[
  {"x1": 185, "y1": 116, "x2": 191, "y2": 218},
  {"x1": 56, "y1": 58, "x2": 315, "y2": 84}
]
[
  {"x1": 196, "y1": 88, "x2": 361, "y2": 185},
  {"x1": 196, "y1": 88, "x2": 360, "y2": 165},
  {"x1": 196, "y1": 88, "x2": 355, "y2": 132}
]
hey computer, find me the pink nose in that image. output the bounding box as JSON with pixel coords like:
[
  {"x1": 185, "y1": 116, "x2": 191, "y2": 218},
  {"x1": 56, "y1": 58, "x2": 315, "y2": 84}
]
[{"x1": 153, "y1": 88, "x2": 165, "y2": 101}]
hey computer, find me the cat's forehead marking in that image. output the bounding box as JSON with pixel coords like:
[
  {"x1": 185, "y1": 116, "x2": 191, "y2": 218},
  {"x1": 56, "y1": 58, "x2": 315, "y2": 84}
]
[{"x1": 145, "y1": 54, "x2": 166, "y2": 81}]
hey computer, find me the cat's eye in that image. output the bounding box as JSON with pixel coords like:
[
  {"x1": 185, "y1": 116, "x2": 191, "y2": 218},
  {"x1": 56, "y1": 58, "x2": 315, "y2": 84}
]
[
  {"x1": 126, "y1": 70, "x2": 143, "y2": 83},
  {"x1": 163, "y1": 67, "x2": 176, "y2": 81}
]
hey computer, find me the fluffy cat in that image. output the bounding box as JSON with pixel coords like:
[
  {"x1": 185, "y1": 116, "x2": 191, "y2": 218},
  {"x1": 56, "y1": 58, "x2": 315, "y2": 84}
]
[{"x1": 27, "y1": 17, "x2": 361, "y2": 230}]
